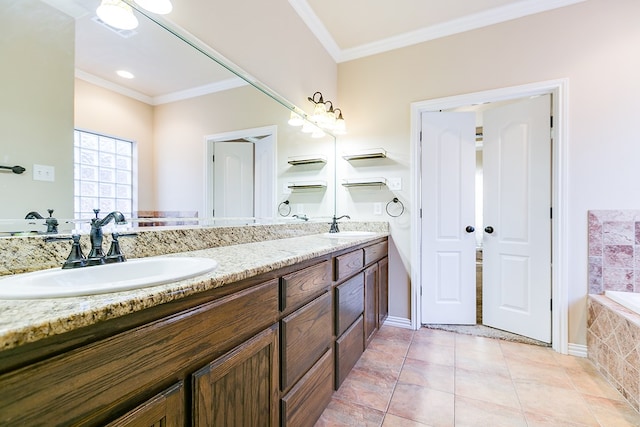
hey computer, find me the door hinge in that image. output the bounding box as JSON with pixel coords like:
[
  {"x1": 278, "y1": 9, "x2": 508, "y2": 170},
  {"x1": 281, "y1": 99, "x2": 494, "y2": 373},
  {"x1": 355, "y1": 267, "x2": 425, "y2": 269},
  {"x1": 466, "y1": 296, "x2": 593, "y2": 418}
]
[
  {"x1": 419, "y1": 208, "x2": 422, "y2": 218},
  {"x1": 212, "y1": 155, "x2": 215, "y2": 162},
  {"x1": 420, "y1": 286, "x2": 423, "y2": 296},
  {"x1": 550, "y1": 298, "x2": 553, "y2": 311},
  {"x1": 550, "y1": 207, "x2": 553, "y2": 219},
  {"x1": 550, "y1": 116, "x2": 554, "y2": 128},
  {"x1": 212, "y1": 209, "x2": 215, "y2": 216},
  {"x1": 419, "y1": 131, "x2": 422, "y2": 142}
]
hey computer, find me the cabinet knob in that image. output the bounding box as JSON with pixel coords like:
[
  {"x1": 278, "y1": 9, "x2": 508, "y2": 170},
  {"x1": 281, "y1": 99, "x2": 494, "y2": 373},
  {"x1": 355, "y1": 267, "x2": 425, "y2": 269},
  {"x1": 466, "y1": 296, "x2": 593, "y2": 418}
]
[
  {"x1": 465, "y1": 226, "x2": 475, "y2": 233},
  {"x1": 484, "y1": 226, "x2": 494, "y2": 234}
]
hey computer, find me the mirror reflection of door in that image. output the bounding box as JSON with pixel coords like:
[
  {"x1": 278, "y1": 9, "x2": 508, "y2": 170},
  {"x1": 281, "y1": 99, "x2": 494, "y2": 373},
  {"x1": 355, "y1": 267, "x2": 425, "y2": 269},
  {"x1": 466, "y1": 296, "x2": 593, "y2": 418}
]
[
  {"x1": 214, "y1": 141, "x2": 254, "y2": 217},
  {"x1": 206, "y1": 126, "x2": 276, "y2": 218}
]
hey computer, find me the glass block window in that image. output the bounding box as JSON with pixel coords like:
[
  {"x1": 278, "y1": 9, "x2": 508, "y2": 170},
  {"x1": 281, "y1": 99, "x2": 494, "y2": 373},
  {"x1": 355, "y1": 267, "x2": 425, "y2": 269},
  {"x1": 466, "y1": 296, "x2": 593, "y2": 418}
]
[{"x1": 74, "y1": 130, "x2": 135, "y2": 220}]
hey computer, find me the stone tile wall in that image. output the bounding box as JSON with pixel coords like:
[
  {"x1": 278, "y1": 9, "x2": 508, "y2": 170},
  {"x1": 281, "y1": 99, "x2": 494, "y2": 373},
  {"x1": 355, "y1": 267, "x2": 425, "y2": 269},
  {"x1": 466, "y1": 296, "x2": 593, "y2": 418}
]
[{"x1": 588, "y1": 210, "x2": 640, "y2": 294}]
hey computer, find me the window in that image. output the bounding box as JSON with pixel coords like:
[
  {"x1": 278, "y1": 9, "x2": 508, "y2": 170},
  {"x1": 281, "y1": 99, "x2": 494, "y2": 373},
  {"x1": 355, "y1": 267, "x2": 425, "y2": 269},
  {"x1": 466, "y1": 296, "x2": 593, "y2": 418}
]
[{"x1": 74, "y1": 130, "x2": 135, "y2": 220}]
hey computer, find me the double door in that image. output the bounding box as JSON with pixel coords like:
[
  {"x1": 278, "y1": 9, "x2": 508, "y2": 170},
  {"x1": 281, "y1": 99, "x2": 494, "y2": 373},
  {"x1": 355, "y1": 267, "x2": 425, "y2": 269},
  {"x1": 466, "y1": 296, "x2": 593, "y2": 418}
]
[{"x1": 420, "y1": 95, "x2": 552, "y2": 343}]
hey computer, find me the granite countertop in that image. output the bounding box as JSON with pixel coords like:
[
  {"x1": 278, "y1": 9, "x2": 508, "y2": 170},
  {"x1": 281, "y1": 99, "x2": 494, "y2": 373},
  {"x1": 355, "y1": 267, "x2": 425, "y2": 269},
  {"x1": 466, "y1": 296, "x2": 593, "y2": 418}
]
[{"x1": 0, "y1": 232, "x2": 387, "y2": 352}]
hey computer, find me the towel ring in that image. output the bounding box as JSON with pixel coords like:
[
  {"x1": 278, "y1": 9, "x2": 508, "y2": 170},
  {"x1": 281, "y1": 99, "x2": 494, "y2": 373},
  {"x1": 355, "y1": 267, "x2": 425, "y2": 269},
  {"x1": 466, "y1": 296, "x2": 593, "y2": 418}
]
[
  {"x1": 385, "y1": 197, "x2": 404, "y2": 217},
  {"x1": 278, "y1": 200, "x2": 291, "y2": 216}
]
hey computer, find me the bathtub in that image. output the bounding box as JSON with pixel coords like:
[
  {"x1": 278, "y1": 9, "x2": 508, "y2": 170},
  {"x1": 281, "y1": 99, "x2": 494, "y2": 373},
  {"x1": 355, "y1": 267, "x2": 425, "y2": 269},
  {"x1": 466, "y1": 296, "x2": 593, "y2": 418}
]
[
  {"x1": 604, "y1": 290, "x2": 640, "y2": 315},
  {"x1": 588, "y1": 293, "x2": 640, "y2": 412}
]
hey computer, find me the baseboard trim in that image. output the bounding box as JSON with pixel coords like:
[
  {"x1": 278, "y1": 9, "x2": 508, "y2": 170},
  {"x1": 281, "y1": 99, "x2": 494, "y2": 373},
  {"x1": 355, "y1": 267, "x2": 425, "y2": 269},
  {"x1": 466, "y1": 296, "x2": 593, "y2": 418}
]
[
  {"x1": 568, "y1": 343, "x2": 588, "y2": 358},
  {"x1": 383, "y1": 316, "x2": 413, "y2": 329}
]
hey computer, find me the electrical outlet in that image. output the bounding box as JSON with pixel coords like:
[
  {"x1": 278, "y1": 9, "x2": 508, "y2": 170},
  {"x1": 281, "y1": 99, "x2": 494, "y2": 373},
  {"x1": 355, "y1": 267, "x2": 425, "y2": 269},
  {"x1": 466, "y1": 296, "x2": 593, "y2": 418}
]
[
  {"x1": 388, "y1": 177, "x2": 402, "y2": 191},
  {"x1": 373, "y1": 202, "x2": 382, "y2": 215},
  {"x1": 33, "y1": 164, "x2": 55, "y2": 182}
]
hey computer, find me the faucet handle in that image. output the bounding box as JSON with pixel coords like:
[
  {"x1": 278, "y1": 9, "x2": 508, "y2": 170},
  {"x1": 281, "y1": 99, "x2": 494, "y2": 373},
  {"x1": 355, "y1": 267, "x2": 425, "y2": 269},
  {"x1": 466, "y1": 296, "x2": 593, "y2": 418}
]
[
  {"x1": 105, "y1": 232, "x2": 126, "y2": 264},
  {"x1": 93, "y1": 208, "x2": 100, "y2": 218}
]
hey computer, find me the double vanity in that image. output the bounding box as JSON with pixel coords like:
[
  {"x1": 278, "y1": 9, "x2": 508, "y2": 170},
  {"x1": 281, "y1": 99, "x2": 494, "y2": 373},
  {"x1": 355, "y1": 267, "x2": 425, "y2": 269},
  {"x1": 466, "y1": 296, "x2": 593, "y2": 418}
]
[{"x1": 0, "y1": 222, "x2": 389, "y2": 426}]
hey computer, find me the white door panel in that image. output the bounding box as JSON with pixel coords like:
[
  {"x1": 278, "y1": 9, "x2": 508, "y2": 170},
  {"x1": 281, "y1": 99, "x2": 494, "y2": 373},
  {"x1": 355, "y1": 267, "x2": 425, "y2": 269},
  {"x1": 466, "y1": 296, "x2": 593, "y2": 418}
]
[
  {"x1": 483, "y1": 94, "x2": 551, "y2": 343},
  {"x1": 421, "y1": 112, "x2": 476, "y2": 324}
]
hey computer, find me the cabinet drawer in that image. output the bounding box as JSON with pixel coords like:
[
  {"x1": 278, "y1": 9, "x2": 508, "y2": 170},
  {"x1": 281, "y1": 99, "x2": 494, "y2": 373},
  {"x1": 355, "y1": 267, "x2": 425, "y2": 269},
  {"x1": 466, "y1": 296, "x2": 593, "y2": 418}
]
[
  {"x1": 335, "y1": 273, "x2": 364, "y2": 337},
  {"x1": 281, "y1": 292, "x2": 332, "y2": 391},
  {"x1": 335, "y1": 249, "x2": 364, "y2": 281},
  {"x1": 0, "y1": 280, "x2": 279, "y2": 426},
  {"x1": 280, "y1": 260, "x2": 331, "y2": 314},
  {"x1": 364, "y1": 241, "x2": 388, "y2": 265},
  {"x1": 281, "y1": 348, "x2": 334, "y2": 427},
  {"x1": 335, "y1": 315, "x2": 364, "y2": 389}
]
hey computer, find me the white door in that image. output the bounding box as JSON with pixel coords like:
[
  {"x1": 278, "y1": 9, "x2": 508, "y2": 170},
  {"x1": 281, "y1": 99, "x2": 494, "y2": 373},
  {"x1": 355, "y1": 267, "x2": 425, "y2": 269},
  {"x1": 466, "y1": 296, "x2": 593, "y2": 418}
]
[
  {"x1": 482, "y1": 95, "x2": 552, "y2": 343},
  {"x1": 213, "y1": 141, "x2": 254, "y2": 217},
  {"x1": 421, "y1": 112, "x2": 477, "y2": 324}
]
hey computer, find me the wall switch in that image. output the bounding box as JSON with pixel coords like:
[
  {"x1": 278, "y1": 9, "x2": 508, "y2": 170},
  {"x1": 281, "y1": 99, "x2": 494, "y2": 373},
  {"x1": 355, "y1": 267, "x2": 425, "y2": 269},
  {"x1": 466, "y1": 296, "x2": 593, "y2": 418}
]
[
  {"x1": 373, "y1": 202, "x2": 382, "y2": 215},
  {"x1": 33, "y1": 164, "x2": 55, "y2": 182},
  {"x1": 388, "y1": 177, "x2": 402, "y2": 191}
]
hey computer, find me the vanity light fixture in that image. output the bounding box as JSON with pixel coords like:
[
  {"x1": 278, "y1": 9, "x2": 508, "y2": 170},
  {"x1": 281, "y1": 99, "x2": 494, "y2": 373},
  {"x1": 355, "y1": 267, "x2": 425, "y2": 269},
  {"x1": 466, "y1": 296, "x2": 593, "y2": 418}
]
[
  {"x1": 134, "y1": 0, "x2": 173, "y2": 15},
  {"x1": 289, "y1": 91, "x2": 347, "y2": 135},
  {"x1": 96, "y1": 0, "x2": 139, "y2": 30}
]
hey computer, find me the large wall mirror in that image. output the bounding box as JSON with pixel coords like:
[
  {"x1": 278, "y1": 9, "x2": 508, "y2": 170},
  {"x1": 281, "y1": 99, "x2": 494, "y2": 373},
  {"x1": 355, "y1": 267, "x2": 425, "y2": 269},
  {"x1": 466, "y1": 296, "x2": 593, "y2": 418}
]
[{"x1": 0, "y1": 0, "x2": 335, "y2": 234}]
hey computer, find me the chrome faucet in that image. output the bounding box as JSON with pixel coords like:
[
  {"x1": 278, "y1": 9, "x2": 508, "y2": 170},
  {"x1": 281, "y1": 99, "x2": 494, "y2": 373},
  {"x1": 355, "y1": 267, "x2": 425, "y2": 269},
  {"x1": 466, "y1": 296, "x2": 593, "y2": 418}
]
[
  {"x1": 87, "y1": 209, "x2": 127, "y2": 265},
  {"x1": 292, "y1": 214, "x2": 309, "y2": 221},
  {"x1": 329, "y1": 215, "x2": 350, "y2": 233},
  {"x1": 25, "y1": 209, "x2": 58, "y2": 233}
]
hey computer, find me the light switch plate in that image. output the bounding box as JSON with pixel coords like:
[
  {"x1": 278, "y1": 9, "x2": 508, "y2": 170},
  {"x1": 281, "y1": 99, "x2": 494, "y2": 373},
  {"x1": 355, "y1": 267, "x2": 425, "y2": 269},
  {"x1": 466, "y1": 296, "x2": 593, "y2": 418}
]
[
  {"x1": 33, "y1": 164, "x2": 55, "y2": 182},
  {"x1": 388, "y1": 177, "x2": 402, "y2": 191},
  {"x1": 373, "y1": 202, "x2": 382, "y2": 215}
]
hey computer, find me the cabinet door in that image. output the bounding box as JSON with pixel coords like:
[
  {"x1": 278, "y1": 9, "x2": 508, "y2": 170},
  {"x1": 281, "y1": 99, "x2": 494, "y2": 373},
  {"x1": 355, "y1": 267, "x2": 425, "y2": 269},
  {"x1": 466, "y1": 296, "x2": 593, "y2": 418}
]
[
  {"x1": 280, "y1": 292, "x2": 332, "y2": 391},
  {"x1": 364, "y1": 264, "x2": 378, "y2": 348},
  {"x1": 106, "y1": 382, "x2": 184, "y2": 427},
  {"x1": 192, "y1": 325, "x2": 279, "y2": 427},
  {"x1": 378, "y1": 257, "x2": 389, "y2": 326}
]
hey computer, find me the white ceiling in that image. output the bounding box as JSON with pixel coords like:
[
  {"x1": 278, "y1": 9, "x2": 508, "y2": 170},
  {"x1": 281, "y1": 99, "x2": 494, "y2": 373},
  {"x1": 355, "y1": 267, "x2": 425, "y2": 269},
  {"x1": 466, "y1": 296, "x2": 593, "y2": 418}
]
[
  {"x1": 289, "y1": 0, "x2": 586, "y2": 62},
  {"x1": 47, "y1": 0, "x2": 586, "y2": 102}
]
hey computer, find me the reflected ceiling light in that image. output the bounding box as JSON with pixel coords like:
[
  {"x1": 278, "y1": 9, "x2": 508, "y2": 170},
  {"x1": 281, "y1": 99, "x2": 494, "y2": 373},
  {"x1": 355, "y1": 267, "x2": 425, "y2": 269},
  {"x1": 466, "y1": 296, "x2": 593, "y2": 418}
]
[
  {"x1": 289, "y1": 91, "x2": 347, "y2": 135},
  {"x1": 116, "y1": 70, "x2": 135, "y2": 79},
  {"x1": 134, "y1": 0, "x2": 173, "y2": 14},
  {"x1": 96, "y1": 0, "x2": 139, "y2": 30}
]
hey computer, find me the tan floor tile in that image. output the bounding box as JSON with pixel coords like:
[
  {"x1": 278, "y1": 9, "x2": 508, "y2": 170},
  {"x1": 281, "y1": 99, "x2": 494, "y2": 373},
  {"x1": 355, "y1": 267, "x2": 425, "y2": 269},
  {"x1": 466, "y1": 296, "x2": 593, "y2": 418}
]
[
  {"x1": 523, "y1": 411, "x2": 598, "y2": 427},
  {"x1": 399, "y1": 357, "x2": 454, "y2": 393},
  {"x1": 314, "y1": 397, "x2": 385, "y2": 427},
  {"x1": 376, "y1": 325, "x2": 415, "y2": 343},
  {"x1": 367, "y1": 337, "x2": 411, "y2": 361},
  {"x1": 454, "y1": 333, "x2": 504, "y2": 356},
  {"x1": 455, "y1": 367, "x2": 521, "y2": 409},
  {"x1": 500, "y1": 340, "x2": 557, "y2": 366},
  {"x1": 333, "y1": 366, "x2": 397, "y2": 412},
  {"x1": 506, "y1": 357, "x2": 575, "y2": 390},
  {"x1": 582, "y1": 394, "x2": 640, "y2": 427},
  {"x1": 356, "y1": 347, "x2": 406, "y2": 376},
  {"x1": 514, "y1": 379, "x2": 600, "y2": 426},
  {"x1": 412, "y1": 328, "x2": 456, "y2": 347},
  {"x1": 387, "y1": 383, "x2": 454, "y2": 427},
  {"x1": 407, "y1": 339, "x2": 455, "y2": 367},
  {"x1": 382, "y1": 414, "x2": 430, "y2": 426},
  {"x1": 454, "y1": 395, "x2": 527, "y2": 427},
  {"x1": 455, "y1": 348, "x2": 510, "y2": 377},
  {"x1": 565, "y1": 361, "x2": 628, "y2": 401}
]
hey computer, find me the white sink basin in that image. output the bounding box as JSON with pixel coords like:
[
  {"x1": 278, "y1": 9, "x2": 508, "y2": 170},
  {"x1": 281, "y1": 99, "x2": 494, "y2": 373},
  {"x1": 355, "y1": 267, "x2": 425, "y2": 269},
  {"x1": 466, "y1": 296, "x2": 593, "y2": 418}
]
[
  {"x1": 0, "y1": 257, "x2": 218, "y2": 299},
  {"x1": 321, "y1": 231, "x2": 378, "y2": 238}
]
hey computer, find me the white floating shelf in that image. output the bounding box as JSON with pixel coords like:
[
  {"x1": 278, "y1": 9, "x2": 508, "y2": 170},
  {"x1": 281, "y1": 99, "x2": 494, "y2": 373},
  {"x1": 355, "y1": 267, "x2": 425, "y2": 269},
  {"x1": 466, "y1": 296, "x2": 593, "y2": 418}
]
[
  {"x1": 342, "y1": 177, "x2": 388, "y2": 188},
  {"x1": 342, "y1": 148, "x2": 387, "y2": 161},
  {"x1": 287, "y1": 154, "x2": 327, "y2": 165},
  {"x1": 287, "y1": 180, "x2": 327, "y2": 190}
]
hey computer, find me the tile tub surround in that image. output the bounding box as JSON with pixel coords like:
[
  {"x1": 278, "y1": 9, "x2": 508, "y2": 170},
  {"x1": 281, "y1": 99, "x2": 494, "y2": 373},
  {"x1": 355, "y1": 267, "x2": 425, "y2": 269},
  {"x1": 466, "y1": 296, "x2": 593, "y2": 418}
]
[
  {"x1": 0, "y1": 230, "x2": 388, "y2": 352},
  {"x1": 0, "y1": 221, "x2": 388, "y2": 276},
  {"x1": 587, "y1": 294, "x2": 640, "y2": 412},
  {"x1": 588, "y1": 210, "x2": 640, "y2": 294}
]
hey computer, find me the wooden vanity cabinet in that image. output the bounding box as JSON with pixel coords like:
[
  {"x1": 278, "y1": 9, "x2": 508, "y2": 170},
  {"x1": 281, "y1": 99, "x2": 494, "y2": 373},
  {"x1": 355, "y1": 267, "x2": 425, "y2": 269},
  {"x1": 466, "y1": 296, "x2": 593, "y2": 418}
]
[{"x1": 0, "y1": 238, "x2": 388, "y2": 427}]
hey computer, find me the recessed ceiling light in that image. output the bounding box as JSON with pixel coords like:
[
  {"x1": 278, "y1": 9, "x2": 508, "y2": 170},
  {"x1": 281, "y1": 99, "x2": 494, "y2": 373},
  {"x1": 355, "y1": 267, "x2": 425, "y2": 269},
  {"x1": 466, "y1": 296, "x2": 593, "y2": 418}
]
[{"x1": 116, "y1": 70, "x2": 135, "y2": 79}]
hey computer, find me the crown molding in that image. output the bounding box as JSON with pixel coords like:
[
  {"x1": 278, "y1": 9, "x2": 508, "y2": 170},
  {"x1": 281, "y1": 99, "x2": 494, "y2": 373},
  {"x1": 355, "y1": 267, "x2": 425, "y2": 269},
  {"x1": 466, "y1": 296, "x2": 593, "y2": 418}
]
[
  {"x1": 75, "y1": 69, "x2": 248, "y2": 106},
  {"x1": 290, "y1": 0, "x2": 587, "y2": 63}
]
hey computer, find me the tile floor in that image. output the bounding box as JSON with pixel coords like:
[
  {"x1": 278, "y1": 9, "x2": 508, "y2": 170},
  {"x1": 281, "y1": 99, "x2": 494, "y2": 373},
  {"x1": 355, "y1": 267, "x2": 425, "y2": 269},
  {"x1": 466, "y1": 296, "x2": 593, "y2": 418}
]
[{"x1": 315, "y1": 325, "x2": 640, "y2": 427}]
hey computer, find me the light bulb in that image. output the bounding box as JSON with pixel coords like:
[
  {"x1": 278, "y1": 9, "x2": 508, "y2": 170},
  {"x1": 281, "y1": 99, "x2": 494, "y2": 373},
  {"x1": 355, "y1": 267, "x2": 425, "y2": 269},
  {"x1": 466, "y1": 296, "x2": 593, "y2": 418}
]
[
  {"x1": 97, "y1": 0, "x2": 139, "y2": 30},
  {"x1": 288, "y1": 111, "x2": 304, "y2": 127},
  {"x1": 134, "y1": 0, "x2": 173, "y2": 14}
]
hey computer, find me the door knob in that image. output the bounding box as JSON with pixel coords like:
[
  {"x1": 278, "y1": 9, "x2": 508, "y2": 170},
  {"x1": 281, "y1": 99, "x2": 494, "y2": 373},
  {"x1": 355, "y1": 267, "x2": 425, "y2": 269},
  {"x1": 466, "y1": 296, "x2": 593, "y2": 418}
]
[
  {"x1": 465, "y1": 226, "x2": 475, "y2": 233},
  {"x1": 484, "y1": 226, "x2": 494, "y2": 234}
]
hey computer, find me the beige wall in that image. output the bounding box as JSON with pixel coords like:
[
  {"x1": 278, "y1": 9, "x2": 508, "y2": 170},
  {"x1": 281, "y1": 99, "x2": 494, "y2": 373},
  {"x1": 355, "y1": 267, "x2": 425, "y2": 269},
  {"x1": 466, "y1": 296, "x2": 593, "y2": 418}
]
[
  {"x1": 168, "y1": 0, "x2": 338, "y2": 109},
  {"x1": 337, "y1": 0, "x2": 640, "y2": 345},
  {"x1": 74, "y1": 79, "x2": 156, "y2": 212},
  {"x1": 0, "y1": 2, "x2": 74, "y2": 219}
]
